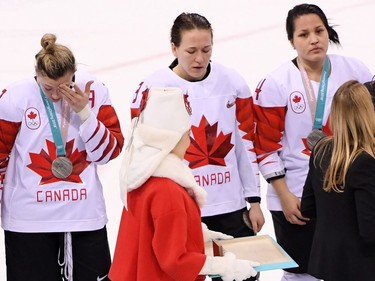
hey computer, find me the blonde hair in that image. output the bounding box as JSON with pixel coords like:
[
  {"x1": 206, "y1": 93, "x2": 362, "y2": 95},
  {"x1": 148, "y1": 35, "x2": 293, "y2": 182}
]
[
  {"x1": 314, "y1": 80, "x2": 375, "y2": 192},
  {"x1": 35, "y1": 33, "x2": 76, "y2": 79}
]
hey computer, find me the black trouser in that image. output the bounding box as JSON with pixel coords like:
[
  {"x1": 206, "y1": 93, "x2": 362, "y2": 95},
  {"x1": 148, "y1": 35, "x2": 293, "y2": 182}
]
[
  {"x1": 271, "y1": 211, "x2": 316, "y2": 274},
  {"x1": 202, "y1": 207, "x2": 258, "y2": 281},
  {"x1": 5, "y1": 226, "x2": 111, "y2": 281}
]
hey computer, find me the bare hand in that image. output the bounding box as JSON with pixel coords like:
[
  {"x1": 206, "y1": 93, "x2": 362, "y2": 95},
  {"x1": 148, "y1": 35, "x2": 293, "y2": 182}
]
[
  {"x1": 280, "y1": 192, "x2": 310, "y2": 225},
  {"x1": 58, "y1": 80, "x2": 93, "y2": 113},
  {"x1": 249, "y1": 203, "x2": 265, "y2": 233}
]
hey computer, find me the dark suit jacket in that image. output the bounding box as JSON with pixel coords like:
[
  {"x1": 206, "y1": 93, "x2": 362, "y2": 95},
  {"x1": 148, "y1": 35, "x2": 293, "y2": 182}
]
[{"x1": 301, "y1": 144, "x2": 375, "y2": 281}]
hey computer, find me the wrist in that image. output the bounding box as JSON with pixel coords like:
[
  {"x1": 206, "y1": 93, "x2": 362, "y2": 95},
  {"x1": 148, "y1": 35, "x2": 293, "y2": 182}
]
[{"x1": 77, "y1": 104, "x2": 91, "y2": 122}]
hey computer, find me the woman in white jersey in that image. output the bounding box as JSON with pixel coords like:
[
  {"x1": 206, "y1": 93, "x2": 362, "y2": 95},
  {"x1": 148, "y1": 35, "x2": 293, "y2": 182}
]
[
  {"x1": 0, "y1": 33, "x2": 124, "y2": 281},
  {"x1": 129, "y1": 13, "x2": 264, "y2": 281},
  {"x1": 253, "y1": 4, "x2": 372, "y2": 281}
]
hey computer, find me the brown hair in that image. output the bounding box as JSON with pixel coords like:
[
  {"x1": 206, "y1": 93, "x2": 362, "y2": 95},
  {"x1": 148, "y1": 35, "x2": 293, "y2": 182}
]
[
  {"x1": 170, "y1": 13, "x2": 213, "y2": 47},
  {"x1": 314, "y1": 80, "x2": 375, "y2": 192},
  {"x1": 35, "y1": 33, "x2": 76, "y2": 79}
]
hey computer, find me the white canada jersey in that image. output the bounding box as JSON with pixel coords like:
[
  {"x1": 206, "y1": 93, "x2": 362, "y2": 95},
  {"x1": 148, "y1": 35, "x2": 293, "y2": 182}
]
[
  {"x1": 253, "y1": 54, "x2": 372, "y2": 211},
  {"x1": 130, "y1": 61, "x2": 260, "y2": 216},
  {"x1": 0, "y1": 70, "x2": 124, "y2": 232}
]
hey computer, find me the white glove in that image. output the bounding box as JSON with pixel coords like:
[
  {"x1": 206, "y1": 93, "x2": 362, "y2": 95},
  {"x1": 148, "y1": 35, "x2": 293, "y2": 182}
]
[
  {"x1": 201, "y1": 223, "x2": 233, "y2": 242},
  {"x1": 221, "y1": 252, "x2": 258, "y2": 281},
  {"x1": 199, "y1": 252, "x2": 259, "y2": 281}
]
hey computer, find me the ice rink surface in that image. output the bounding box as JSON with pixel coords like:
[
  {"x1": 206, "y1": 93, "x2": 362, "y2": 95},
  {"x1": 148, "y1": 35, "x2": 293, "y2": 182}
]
[{"x1": 0, "y1": 0, "x2": 374, "y2": 280}]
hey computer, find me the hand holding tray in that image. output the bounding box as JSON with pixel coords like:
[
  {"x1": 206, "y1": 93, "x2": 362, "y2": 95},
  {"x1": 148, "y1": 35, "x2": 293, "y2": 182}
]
[{"x1": 205, "y1": 234, "x2": 298, "y2": 272}]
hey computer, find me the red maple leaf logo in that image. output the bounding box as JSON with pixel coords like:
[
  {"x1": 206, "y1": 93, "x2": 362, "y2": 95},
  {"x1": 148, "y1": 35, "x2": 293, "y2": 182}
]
[
  {"x1": 185, "y1": 116, "x2": 234, "y2": 169},
  {"x1": 293, "y1": 95, "x2": 301, "y2": 103},
  {"x1": 27, "y1": 139, "x2": 91, "y2": 185},
  {"x1": 28, "y1": 111, "x2": 37, "y2": 119}
]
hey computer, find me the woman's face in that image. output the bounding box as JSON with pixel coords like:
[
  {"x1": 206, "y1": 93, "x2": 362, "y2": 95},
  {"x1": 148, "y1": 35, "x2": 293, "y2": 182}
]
[
  {"x1": 171, "y1": 29, "x2": 212, "y2": 81},
  {"x1": 36, "y1": 71, "x2": 74, "y2": 102},
  {"x1": 291, "y1": 13, "x2": 329, "y2": 65}
]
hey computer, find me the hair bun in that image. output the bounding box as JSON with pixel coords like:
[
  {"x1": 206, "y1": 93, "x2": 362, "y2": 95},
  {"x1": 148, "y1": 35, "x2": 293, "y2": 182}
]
[{"x1": 40, "y1": 33, "x2": 57, "y2": 52}]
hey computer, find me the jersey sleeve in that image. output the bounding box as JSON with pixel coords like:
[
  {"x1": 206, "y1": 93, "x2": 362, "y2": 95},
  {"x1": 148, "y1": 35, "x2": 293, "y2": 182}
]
[
  {"x1": 79, "y1": 80, "x2": 124, "y2": 164},
  {"x1": 347, "y1": 56, "x2": 373, "y2": 83},
  {"x1": 253, "y1": 76, "x2": 287, "y2": 181},
  {"x1": 235, "y1": 94, "x2": 261, "y2": 199},
  {"x1": 0, "y1": 89, "x2": 22, "y2": 202}
]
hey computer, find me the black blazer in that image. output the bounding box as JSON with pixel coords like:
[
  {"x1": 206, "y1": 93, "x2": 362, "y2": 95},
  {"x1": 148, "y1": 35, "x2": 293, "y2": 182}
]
[{"x1": 301, "y1": 146, "x2": 375, "y2": 281}]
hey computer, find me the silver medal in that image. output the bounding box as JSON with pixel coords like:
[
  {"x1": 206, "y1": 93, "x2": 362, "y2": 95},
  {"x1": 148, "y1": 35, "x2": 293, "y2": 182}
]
[
  {"x1": 52, "y1": 156, "x2": 73, "y2": 179},
  {"x1": 307, "y1": 129, "x2": 326, "y2": 150}
]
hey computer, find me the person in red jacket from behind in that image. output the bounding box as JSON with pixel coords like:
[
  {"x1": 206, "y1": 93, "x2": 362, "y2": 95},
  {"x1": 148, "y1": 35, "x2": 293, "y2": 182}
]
[{"x1": 109, "y1": 87, "x2": 259, "y2": 281}]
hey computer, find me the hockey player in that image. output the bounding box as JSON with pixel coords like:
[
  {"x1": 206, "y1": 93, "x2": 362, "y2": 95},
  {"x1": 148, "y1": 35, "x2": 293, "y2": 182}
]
[
  {"x1": 129, "y1": 12, "x2": 264, "y2": 281},
  {"x1": 0, "y1": 33, "x2": 124, "y2": 281},
  {"x1": 253, "y1": 4, "x2": 372, "y2": 281}
]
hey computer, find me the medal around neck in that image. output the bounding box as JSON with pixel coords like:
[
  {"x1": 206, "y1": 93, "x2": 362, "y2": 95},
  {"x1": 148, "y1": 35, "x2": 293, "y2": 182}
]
[
  {"x1": 52, "y1": 156, "x2": 73, "y2": 179},
  {"x1": 307, "y1": 129, "x2": 326, "y2": 150}
]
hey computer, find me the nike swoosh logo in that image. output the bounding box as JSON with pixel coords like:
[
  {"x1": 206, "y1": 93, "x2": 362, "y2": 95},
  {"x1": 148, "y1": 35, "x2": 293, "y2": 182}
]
[
  {"x1": 226, "y1": 100, "x2": 235, "y2": 108},
  {"x1": 97, "y1": 275, "x2": 108, "y2": 281}
]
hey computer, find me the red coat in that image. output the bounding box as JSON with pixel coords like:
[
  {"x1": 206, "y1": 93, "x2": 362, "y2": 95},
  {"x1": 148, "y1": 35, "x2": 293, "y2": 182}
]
[{"x1": 109, "y1": 177, "x2": 206, "y2": 281}]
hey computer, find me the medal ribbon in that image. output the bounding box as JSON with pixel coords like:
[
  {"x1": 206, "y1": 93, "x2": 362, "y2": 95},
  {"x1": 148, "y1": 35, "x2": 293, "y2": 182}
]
[
  {"x1": 298, "y1": 57, "x2": 330, "y2": 130},
  {"x1": 39, "y1": 87, "x2": 69, "y2": 157},
  {"x1": 61, "y1": 99, "x2": 70, "y2": 145}
]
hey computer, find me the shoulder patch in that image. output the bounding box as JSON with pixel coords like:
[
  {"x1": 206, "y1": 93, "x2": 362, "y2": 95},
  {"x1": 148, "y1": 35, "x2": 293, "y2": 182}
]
[
  {"x1": 25, "y1": 107, "x2": 41, "y2": 130},
  {"x1": 289, "y1": 91, "x2": 306, "y2": 114}
]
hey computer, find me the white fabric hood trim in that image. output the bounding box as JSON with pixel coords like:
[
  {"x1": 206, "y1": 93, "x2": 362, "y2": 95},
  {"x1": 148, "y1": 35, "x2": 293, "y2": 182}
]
[
  {"x1": 153, "y1": 154, "x2": 207, "y2": 208},
  {"x1": 119, "y1": 124, "x2": 206, "y2": 208}
]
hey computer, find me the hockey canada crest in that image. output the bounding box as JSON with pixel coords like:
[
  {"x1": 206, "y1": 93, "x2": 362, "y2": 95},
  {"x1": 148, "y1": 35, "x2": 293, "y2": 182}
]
[
  {"x1": 289, "y1": 91, "x2": 306, "y2": 114},
  {"x1": 25, "y1": 107, "x2": 41, "y2": 130},
  {"x1": 27, "y1": 139, "x2": 91, "y2": 185},
  {"x1": 185, "y1": 115, "x2": 234, "y2": 169}
]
